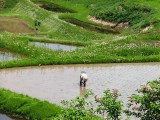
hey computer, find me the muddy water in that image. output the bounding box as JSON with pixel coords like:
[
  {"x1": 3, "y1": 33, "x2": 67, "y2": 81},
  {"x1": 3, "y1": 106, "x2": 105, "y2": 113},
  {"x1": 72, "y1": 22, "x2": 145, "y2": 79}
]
[
  {"x1": 0, "y1": 114, "x2": 14, "y2": 120},
  {"x1": 31, "y1": 41, "x2": 79, "y2": 51},
  {"x1": 0, "y1": 51, "x2": 18, "y2": 62},
  {"x1": 0, "y1": 63, "x2": 160, "y2": 105}
]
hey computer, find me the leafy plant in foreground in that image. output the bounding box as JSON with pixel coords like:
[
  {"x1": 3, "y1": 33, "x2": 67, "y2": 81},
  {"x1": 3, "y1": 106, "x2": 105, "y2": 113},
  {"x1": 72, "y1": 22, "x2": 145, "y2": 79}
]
[
  {"x1": 54, "y1": 89, "x2": 96, "y2": 120},
  {"x1": 125, "y1": 80, "x2": 160, "y2": 120},
  {"x1": 95, "y1": 89, "x2": 123, "y2": 120}
]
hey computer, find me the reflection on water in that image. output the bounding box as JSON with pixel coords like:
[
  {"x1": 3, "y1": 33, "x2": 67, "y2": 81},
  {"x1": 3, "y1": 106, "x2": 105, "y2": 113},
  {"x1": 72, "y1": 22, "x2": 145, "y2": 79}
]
[
  {"x1": 31, "y1": 42, "x2": 79, "y2": 51},
  {"x1": 79, "y1": 87, "x2": 87, "y2": 96},
  {"x1": 0, "y1": 62, "x2": 160, "y2": 106},
  {"x1": 0, "y1": 51, "x2": 18, "y2": 62},
  {"x1": 0, "y1": 114, "x2": 14, "y2": 120}
]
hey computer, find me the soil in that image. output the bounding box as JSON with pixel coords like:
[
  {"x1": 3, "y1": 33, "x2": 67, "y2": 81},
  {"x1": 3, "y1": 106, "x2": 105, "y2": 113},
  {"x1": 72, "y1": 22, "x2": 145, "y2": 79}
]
[
  {"x1": 142, "y1": 25, "x2": 153, "y2": 32},
  {"x1": 88, "y1": 16, "x2": 116, "y2": 27},
  {"x1": 88, "y1": 16, "x2": 129, "y2": 29},
  {"x1": 0, "y1": 17, "x2": 36, "y2": 34}
]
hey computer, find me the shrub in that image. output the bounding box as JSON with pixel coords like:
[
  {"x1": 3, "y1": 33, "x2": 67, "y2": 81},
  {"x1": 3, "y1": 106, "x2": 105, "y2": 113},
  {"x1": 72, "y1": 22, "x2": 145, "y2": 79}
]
[
  {"x1": 90, "y1": 2, "x2": 152, "y2": 26},
  {"x1": 0, "y1": 0, "x2": 18, "y2": 9},
  {"x1": 125, "y1": 80, "x2": 160, "y2": 120},
  {"x1": 95, "y1": 89, "x2": 123, "y2": 120},
  {"x1": 56, "y1": 90, "x2": 96, "y2": 120}
]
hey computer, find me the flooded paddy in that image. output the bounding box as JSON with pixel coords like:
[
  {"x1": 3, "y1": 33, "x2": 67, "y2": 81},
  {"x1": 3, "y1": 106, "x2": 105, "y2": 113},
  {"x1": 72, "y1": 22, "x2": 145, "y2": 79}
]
[
  {"x1": 0, "y1": 50, "x2": 19, "y2": 62},
  {"x1": 0, "y1": 62, "x2": 160, "y2": 105},
  {"x1": 0, "y1": 17, "x2": 36, "y2": 34},
  {"x1": 31, "y1": 41, "x2": 79, "y2": 51}
]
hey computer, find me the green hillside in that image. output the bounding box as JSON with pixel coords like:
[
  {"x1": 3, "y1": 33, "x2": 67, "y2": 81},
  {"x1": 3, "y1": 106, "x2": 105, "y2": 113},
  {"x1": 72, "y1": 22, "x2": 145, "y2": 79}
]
[{"x1": 0, "y1": 0, "x2": 160, "y2": 68}]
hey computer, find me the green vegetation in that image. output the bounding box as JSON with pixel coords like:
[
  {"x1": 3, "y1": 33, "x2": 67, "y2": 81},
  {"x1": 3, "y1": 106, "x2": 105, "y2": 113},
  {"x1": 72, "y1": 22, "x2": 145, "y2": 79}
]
[
  {"x1": 0, "y1": 0, "x2": 160, "y2": 119},
  {"x1": 44, "y1": 0, "x2": 160, "y2": 29},
  {"x1": 90, "y1": 2, "x2": 152, "y2": 26},
  {"x1": 55, "y1": 80, "x2": 160, "y2": 120},
  {"x1": 1, "y1": 33, "x2": 160, "y2": 68},
  {"x1": 96, "y1": 89, "x2": 123, "y2": 120},
  {"x1": 0, "y1": 88, "x2": 62, "y2": 119},
  {"x1": 0, "y1": 0, "x2": 18, "y2": 14},
  {"x1": 60, "y1": 79, "x2": 160, "y2": 120},
  {"x1": 0, "y1": 0, "x2": 160, "y2": 68},
  {"x1": 125, "y1": 80, "x2": 160, "y2": 120},
  {"x1": 1, "y1": 80, "x2": 159, "y2": 119},
  {"x1": 0, "y1": 0, "x2": 18, "y2": 9},
  {"x1": 33, "y1": 1, "x2": 75, "y2": 13},
  {"x1": 56, "y1": 90, "x2": 102, "y2": 120}
]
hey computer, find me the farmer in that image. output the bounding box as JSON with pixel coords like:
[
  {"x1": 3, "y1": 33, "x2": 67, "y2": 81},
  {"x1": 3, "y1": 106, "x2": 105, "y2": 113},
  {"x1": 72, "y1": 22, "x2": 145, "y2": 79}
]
[{"x1": 80, "y1": 71, "x2": 88, "y2": 87}]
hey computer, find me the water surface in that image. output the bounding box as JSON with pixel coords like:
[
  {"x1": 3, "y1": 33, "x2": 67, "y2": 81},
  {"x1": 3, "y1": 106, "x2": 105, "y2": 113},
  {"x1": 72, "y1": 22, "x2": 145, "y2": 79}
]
[
  {"x1": 0, "y1": 113, "x2": 14, "y2": 120},
  {"x1": 0, "y1": 63, "x2": 160, "y2": 105},
  {"x1": 31, "y1": 42, "x2": 78, "y2": 51},
  {"x1": 0, "y1": 50, "x2": 19, "y2": 62}
]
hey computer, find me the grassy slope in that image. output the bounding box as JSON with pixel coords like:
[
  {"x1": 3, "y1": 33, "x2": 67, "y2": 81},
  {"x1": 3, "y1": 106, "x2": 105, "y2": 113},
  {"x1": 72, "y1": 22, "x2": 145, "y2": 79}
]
[
  {"x1": 0, "y1": 0, "x2": 160, "y2": 69},
  {"x1": 31, "y1": 0, "x2": 102, "y2": 25},
  {"x1": 0, "y1": 0, "x2": 18, "y2": 13},
  {"x1": 10, "y1": 0, "x2": 105, "y2": 41},
  {"x1": 48, "y1": 0, "x2": 160, "y2": 32},
  {"x1": 134, "y1": 0, "x2": 160, "y2": 28}
]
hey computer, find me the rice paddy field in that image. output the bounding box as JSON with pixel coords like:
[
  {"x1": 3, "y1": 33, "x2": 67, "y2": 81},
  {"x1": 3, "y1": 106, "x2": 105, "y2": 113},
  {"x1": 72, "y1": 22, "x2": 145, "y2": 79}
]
[
  {"x1": 0, "y1": 0, "x2": 160, "y2": 119},
  {"x1": 0, "y1": 0, "x2": 160, "y2": 69}
]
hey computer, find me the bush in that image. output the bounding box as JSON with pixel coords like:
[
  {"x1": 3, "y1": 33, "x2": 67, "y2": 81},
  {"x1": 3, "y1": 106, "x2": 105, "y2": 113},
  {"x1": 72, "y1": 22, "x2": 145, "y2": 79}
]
[
  {"x1": 55, "y1": 89, "x2": 123, "y2": 120},
  {"x1": 0, "y1": 0, "x2": 18, "y2": 9},
  {"x1": 95, "y1": 89, "x2": 123, "y2": 120},
  {"x1": 90, "y1": 2, "x2": 153, "y2": 26},
  {"x1": 55, "y1": 80, "x2": 160, "y2": 120},
  {"x1": 56, "y1": 90, "x2": 96, "y2": 120},
  {"x1": 125, "y1": 80, "x2": 160, "y2": 120}
]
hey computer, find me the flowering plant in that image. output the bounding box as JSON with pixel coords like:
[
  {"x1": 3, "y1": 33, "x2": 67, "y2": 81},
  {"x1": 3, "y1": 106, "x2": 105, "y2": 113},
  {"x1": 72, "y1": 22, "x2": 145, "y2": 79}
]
[{"x1": 125, "y1": 80, "x2": 160, "y2": 120}]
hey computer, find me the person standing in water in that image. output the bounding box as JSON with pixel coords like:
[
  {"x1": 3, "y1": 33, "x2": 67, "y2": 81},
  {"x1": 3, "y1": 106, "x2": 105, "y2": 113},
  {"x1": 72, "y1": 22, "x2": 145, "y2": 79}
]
[{"x1": 80, "y1": 71, "x2": 88, "y2": 87}]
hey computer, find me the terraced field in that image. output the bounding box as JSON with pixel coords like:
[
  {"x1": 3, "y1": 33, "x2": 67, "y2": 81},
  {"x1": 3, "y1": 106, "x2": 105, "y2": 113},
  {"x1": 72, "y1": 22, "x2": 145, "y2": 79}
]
[{"x1": 0, "y1": 0, "x2": 160, "y2": 119}]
